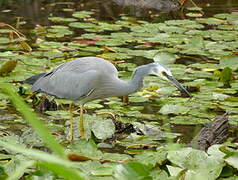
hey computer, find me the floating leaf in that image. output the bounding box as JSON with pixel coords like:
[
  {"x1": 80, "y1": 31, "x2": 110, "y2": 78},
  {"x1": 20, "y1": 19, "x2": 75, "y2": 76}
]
[
  {"x1": 186, "y1": 13, "x2": 203, "y2": 18},
  {"x1": 0, "y1": 60, "x2": 17, "y2": 76},
  {"x1": 186, "y1": 7, "x2": 203, "y2": 11},
  {"x1": 114, "y1": 162, "x2": 152, "y2": 180},
  {"x1": 167, "y1": 147, "x2": 225, "y2": 180},
  {"x1": 159, "y1": 104, "x2": 188, "y2": 115},
  {"x1": 72, "y1": 11, "x2": 94, "y2": 19},
  {"x1": 134, "y1": 149, "x2": 167, "y2": 166},
  {"x1": 48, "y1": 17, "x2": 77, "y2": 22},
  {"x1": 91, "y1": 118, "x2": 115, "y2": 140},
  {"x1": 153, "y1": 52, "x2": 178, "y2": 64},
  {"x1": 225, "y1": 155, "x2": 238, "y2": 170},
  {"x1": 0, "y1": 37, "x2": 10, "y2": 44},
  {"x1": 196, "y1": 18, "x2": 225, "y2": 25},
  {"x1": 219, "y1": 55, "x2": 238, "y2": 70}
]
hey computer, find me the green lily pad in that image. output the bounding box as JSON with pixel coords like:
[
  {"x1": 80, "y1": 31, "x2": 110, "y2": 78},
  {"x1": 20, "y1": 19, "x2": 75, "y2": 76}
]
[
  {"x1": 114, "y1": 162, "x2": 152, "y2": 180},
  {"x1": 219, "y1": 55, "x2": 238, "y2": 70},
  {"x1": 153, "y1": 52, "x2": 178, "y2": 64},
  {"x1": 72, "y1": 11, "x2": 94, "y2": 19},
  {"x1": 167, "y1": 147, "x2": 225, "y2": 180},
  {"x1": 134, "y1": 149, "x2": 167, "y2": 166},
  {"x1": 159, "y1": 104, "x2": 188, "y2": 115},
  {"x1": 0, "y1": 37, "x2": 11, "y2": 44},
  {"x1": 196, "y1": 18, "x2": 225, "y2": 25},
  {"x1": 48, "y1": 17, "x2": 77, "y2": 22},
  {"x1": 91, "y1": 118, "x2": 115, "y2": 140}
]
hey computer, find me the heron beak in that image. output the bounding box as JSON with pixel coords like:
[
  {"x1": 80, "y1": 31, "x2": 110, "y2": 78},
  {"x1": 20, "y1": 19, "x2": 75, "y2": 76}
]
[{"x1": 164, "y1": 73, "x2": 191, "y2": 97}]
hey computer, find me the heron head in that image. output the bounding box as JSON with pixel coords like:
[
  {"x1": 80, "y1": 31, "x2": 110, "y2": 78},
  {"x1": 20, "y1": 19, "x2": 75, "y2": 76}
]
[{"x1": 149, "y1": 63, "x2": 191, "y2": 97}]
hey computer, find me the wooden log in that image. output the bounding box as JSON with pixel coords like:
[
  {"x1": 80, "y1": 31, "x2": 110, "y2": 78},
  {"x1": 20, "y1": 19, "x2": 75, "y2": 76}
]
[{"x1": 190, "y1": 113, "x2": 229, "y2": 151}]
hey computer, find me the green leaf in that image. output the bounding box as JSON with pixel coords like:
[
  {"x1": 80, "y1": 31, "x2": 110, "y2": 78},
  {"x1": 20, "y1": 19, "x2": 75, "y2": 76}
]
[
  {"x1": 0, "y1": 139, "x2": 85, "y2": 180},
  {"x1": 38, "y1": 162, "x2": 85, "y2": 180},
  {"x1": 91, "y1": 118, "x2": 115, "y2": 140},
  {"x1": 48, "y1": 17, "x2": 77, "y2": 22},
  {"x1": 7, "y1": 160, "x2": 35, "y2": 180},
  {"x1": 219, "y1": 55, "x2": 238, "y2": 70},
  {"x1": 0, "y1": 37, "x2": 10, "y2": 44},
  {"x1": 0, "y1": 60, "x2": 17, "y2": 76},
  {"x1": 159, "y1": 104, "x2": 188, "y2": 115},
  {"x1": 220, "y1": 67, "x2": 232, "y2": 87},
  {"x1": 134, "y1": 150, "x2": 167, "y2": 166},
  {"x1": 225, "y1": 155, "x2": 238, "y2": 169},
  {"x1": 1, "y1": 84, "x2": 65, "y2": 158},
  {"x1": 166, "y1": 165, "x2": 183, "y2": 176},
  {"x1": 167, "y1": 147, "x2": 225, "y2": 180},
  {"x1": 114, "y1": 162, "x2": 152, "y2": 180},
  {"x1": 196, "y1": 18, "x2": 225, "y2": 25},
  {"x1": 153, "y1": 52, "x2": 178, "y2": 64},
  {"x1": 72, "y1": 11, "x2": 94, "y2": 19}
]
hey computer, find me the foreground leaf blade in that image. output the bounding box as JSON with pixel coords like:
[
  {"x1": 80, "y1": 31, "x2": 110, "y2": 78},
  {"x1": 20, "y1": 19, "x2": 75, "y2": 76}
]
[
  {"x1": 0, "y1": 139, "x2": 85, "y2": 180},
  {"x1": 2, "y1": 84, "x2": 65, "y2": 158}
]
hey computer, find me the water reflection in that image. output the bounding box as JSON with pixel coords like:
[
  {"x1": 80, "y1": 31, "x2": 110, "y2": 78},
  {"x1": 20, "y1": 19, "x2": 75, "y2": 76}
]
[
  {"x1": 0, "y1": 0, "x2": 238, "y2": 27},
  {"x1": 112, "y1": 0, "x2": 179, "y2": 14}
]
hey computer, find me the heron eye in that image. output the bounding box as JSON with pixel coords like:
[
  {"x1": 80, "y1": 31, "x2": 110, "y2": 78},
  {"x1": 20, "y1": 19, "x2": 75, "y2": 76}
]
[{"x1": 162, "y1": 71, "x2": 167, "y2": 76}]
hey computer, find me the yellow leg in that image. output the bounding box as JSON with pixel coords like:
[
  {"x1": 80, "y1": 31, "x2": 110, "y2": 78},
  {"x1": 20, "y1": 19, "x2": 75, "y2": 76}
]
[
  {"x1": 80, "y1": 105, "x2": 85, "y2": 139},
  {"x1": 69, "y1": 103, "x2": 74, "y2": 143}
]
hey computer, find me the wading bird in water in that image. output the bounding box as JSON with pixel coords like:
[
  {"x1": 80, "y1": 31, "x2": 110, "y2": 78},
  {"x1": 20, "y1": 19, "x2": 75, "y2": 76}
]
[{"x1": 26, "y1": 57, "x2": 191, "y2": 141}]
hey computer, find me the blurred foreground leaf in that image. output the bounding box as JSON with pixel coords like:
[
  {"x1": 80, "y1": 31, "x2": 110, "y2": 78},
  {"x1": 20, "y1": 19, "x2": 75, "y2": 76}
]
[
  {"x1": 1, "y1": 84, "x2": 65, "y2": 158},
  {"x1": 114, "y1": 161, "x2": 152, "y2": 180},
  {"x1": 0, "y1": 139, "x2": 85, "y2": 180}
]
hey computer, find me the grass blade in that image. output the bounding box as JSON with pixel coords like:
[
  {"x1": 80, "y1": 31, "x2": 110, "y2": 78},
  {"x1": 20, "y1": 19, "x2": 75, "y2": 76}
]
[
  {"x1": 1, "y1": 83, "x2": 65, "y2": 158},
  {"x1": 0, "y1": 139, "x2": 85, "y2": 180}
]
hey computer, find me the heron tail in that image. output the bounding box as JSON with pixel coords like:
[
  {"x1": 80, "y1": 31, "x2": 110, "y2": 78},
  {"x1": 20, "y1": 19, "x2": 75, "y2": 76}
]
[{"x1": 24, "y1": 73, "x2": 46, "y2": 85}]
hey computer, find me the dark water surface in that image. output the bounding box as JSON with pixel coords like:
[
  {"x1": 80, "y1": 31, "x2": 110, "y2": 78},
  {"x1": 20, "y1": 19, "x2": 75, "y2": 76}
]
[{"x1": 1, "y1": 0, "x2": 238, "y2": 27}]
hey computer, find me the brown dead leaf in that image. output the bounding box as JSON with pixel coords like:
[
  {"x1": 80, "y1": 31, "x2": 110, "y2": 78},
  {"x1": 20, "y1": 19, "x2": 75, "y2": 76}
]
[{"x1": 67, "y1": 154, "x2": 92, "y2": 162}]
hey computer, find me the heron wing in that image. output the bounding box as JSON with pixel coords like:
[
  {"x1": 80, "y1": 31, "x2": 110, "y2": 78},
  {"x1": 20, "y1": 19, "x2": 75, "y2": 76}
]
[
  {"x1": 30, "y1": 57, "x2": 118, "y2": 100},
  {"x1": 52, "y1": 57, "x2": 118, "y2": 76},
  {"x1": 30, "y1": 69, "x2": 100, "y2": 100}
]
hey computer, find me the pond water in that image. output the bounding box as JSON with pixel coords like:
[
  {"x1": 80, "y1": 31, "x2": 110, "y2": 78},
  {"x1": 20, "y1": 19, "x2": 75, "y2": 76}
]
[
  {"x1": 1, "y1": 0, "x2": 238, "y2": 26},
  {"x1": 0, "y1": 0, "x2": 238, "y2": 144}
]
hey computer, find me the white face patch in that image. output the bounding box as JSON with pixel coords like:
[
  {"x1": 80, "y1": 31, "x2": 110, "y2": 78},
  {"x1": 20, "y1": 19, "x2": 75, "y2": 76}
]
[{"x1": 149, "y1": 63, "x2": 173, "y2": 80}]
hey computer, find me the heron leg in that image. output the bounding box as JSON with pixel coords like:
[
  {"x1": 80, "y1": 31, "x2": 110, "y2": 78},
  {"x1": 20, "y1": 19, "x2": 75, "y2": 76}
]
[
  {"x1": 80, "y1": 105, "x2": 85, "y2": 139},
  {"x1": 69, "y1": 102, "x2": 74, "y2": 143}
]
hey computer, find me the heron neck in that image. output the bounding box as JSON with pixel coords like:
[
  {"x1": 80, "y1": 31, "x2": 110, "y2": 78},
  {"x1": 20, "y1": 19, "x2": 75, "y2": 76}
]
[
  {"x1": 95, "y1": 64, "x2": 151, "y2": 98},
  {"x1": 127, "y1": 65, "x2": 151, "y2": 93},
  {"x1": 104, "y1": 71, "x2": 147, "y2": 97}
]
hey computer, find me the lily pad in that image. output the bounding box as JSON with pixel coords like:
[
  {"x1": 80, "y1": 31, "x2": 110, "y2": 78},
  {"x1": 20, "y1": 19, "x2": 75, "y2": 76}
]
[
  {"x1": 91, "y1": 118, "x2": 115, "y2": 140},
  {"x1": 167, "y1": 147, "x2": 225, "y2": 180},
  {"x1": 159, "y1": 104, "x2": 188, "y2": 115},
  {"x1": 113, "y1": 162, "x2": 152, "y2": 180},
  {"x1": 219, "y1": 55, "x2": 238, "y2": 70},
  {"x1": 153, "y1": 52, "x2": 178, "y2": 64}
]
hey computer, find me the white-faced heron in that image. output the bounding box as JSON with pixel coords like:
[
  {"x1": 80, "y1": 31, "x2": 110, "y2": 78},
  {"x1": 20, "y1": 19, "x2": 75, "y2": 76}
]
[{"x1": 25, "y1": 57, "x2": 191, "y2": 141}]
